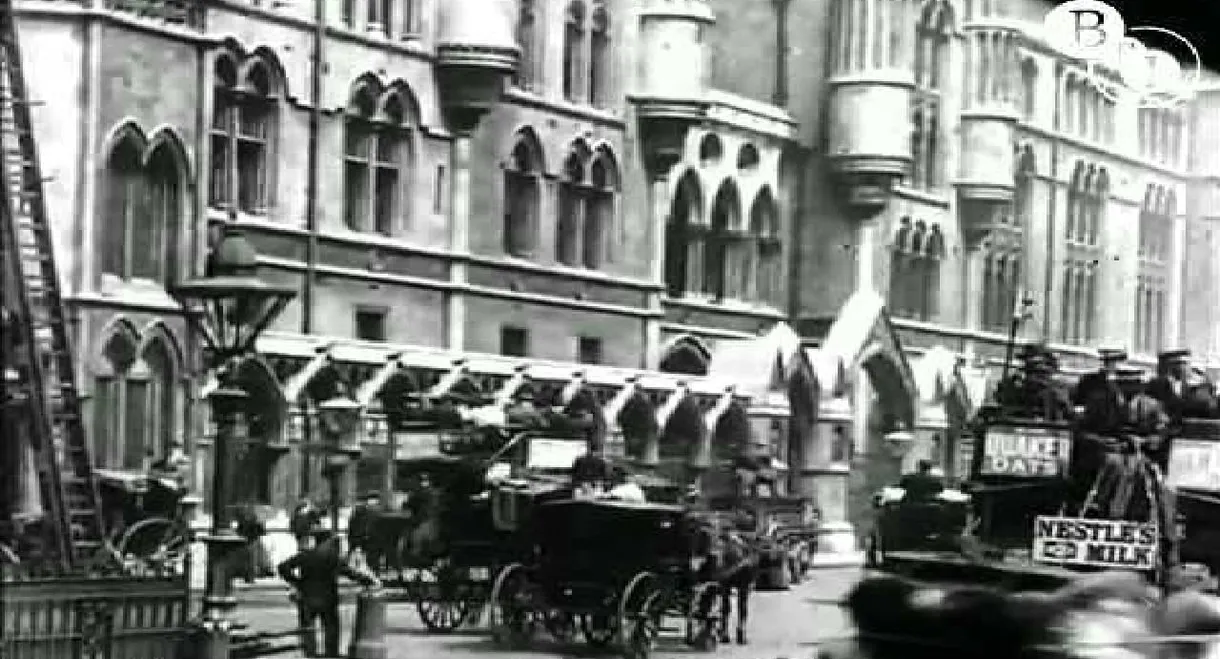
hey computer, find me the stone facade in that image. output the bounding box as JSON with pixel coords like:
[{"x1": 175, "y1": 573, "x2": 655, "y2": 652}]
[{"x1": 9, "y1": 0, "x2": 1220, "y2": 548}]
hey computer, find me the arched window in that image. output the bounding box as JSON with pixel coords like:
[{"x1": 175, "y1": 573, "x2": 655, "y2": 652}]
[
  {"x1": 503, "y1": 129, "x2": 543, "y2": 258},
  {"x1": 1021, "y1": 58, "x2": 1037, "y2": 120},
  {"x1": 99, "y1": 132, "x2": 144, "y2": 280},
  {"x1": 659, "y1": 337, "x2": 711, "y2": 376},
  {"x1": 556, "y1": 143, "x2": 590, "y2": 266},
  {"x1": 911, "y1": 0, "x2": 950, "y2": 190},
  {"x1": 665, "y1": 171, "x2": 702, "y2": 297},
  {"x1": 563, "y1": 1, "x2": 586, "y2": 102},
  {"x1": 590, "y1": 1, "x2": 611, "y2": 107},
  {"x1": 889, "y1": 219, "x2": 943, "y2": 321},
  {"x1": 93, "y1": 327, "x2": 138, "y2": 469},
  {"x1": 92, "y1": 327, "x2": 177, "y2": 470},
  {"x1": 704, "y1": 181, "x2": 740, "y2": 301},
  {"x1": 1136, "y1": 185, "x2": 1173, "y2": 354},
  {"x1": 145, "y1": 142, "x2": 182, "y2": 287},
  {"x1": 749, "y1": 187, "x2": 782, "y2": 306},
  {"x1": 141, "y1": 335, "x2": 178, "y2": 461},
  {"x1": 344, "y1": 79, "x2": 415, "y2": 235},
  {"x1": 584, "y1": 147, "x2": 619, "y2": 268},
  {"x1": 513, "y1": 0, "x2": 538, "y2": 90},
  {"x1": 210, "y1": 51, "x2": 278, "y2": 214}
]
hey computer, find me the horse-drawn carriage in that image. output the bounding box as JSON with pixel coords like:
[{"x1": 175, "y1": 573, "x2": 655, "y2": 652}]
[
  {"x1": 866, "y1": 343, "x2": 1220, "y2": 592},
  {"x1": 487, "y1": 498, "x2": 724, "y2": 659},
  {"x1": 94, "y1": 467, "x2": 194, "y2": 574},
  {"x1": 362, "y1": 394, "x2": 598, "y2": 632}
]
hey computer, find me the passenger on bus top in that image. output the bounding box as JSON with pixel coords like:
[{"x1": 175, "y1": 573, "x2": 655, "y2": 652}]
[
  {"x1": 1073, "y1": 346, "x2": 1129, "y2": 435},
  {"x1": 605, "y1": 465, "x2": 647, "y2": 503},
  {"x1": 898, "y1": 460, "x2": 944, "y2": 502},
  {"x1": 1147, "y1": 348, "x2": 1192, "y2": 423}
]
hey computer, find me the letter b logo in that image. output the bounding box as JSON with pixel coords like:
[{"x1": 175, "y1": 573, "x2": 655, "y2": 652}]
[{"x1": 1044, "y1": 0, "x2": 1125, "y2": 63}]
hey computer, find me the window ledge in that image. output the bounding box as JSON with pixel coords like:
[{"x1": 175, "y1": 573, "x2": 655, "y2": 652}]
[
  {"x1": 84, "y1": 278, "x2": 182, "y2": 311},
  {"x1": 892, "y1": 184, "x2": 951, "y2": 208},
  {"x1": 502, "y1": 88, "x2": 625, "y2": 128},
  {"x1": 662, "y1": 295, "x2": 787, "y2": 319}
]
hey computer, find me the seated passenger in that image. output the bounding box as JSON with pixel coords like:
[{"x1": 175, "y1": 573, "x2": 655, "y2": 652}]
[
  {"x1": 898, "y1": 460, "x2": 944, "y2": 502},
  {"x1": 605, "y1": 465, "x2": 647, "y2": 503},
  {"x1": 570, "y1": 453, "x2": 609, "y2": 499}
]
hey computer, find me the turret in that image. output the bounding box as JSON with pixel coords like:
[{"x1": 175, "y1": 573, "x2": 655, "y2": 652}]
[
  {"x1": 825, "y1": 0, "x2": 917, "y2": 218},
  {"x1": 435, "y1": 0, "x2": 519, "y2": 133},
  {"x1": 631, "y1": 0, "x2": 713, "y2": 177},
  {"x1": 957, "y1": 3, "x2": 1020, "y2": 239}
]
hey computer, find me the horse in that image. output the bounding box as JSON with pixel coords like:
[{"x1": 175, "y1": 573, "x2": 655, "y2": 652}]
[
  {"x1": 688, "y1": 515, "x2": 759, "y2": 645},
  {"x1": 826, "y1": 571, "x2": 1220, "y2": 659}
]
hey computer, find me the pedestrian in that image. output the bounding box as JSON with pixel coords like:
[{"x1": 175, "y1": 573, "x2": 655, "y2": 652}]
[
  {"x1": 234, "y1": 505, "x2": 269, "y2": 583},
  {"x1": 346, "y1": 492, "x2": 378, "y2": 569},
  {"x1": 291, "y1": 500, "x2": 319, "y2": 551},
  {"x1": 278, "y1": 529, "x2": 381, "y2": 658}
]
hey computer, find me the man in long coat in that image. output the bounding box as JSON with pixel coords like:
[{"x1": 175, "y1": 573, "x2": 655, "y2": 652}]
[{"x1": 1147, "y1": 348, "x2": 1193, "y2": 427}]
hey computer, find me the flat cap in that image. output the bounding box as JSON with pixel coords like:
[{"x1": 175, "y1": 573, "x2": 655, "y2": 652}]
[
  {"x1": 1097, "y1": 345, "x2": 1128, "y2": 361},
  {"x1": 1158, "y1": 348, "x2": 1192, "y2": 362}
]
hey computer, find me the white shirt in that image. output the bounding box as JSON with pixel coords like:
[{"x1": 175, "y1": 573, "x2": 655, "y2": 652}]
[{"x1": 606, "y1": 482, "x2": 647, "y2": 503}]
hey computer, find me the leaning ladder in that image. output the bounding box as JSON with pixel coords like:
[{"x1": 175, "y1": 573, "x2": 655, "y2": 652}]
[{"x1": 0, "y1": 2, "x2": 105, "y2": 567}]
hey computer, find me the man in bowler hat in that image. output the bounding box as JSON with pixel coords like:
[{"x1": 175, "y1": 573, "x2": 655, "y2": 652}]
[{"x1": 1147, "y1": 348, "x2": 1193, "y2": 425}]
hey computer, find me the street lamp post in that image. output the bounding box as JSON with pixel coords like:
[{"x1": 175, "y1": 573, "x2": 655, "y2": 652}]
[
  {"x1": 317, "y1": 396, "x2": 363, "y2": 534},
  {"x1": 171, "y1": 228, "x2": 295, "y2": 659}
]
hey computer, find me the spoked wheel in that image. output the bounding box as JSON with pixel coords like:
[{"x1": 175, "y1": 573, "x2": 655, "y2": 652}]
[
  {"x1": 488, "y1": 563, "x2": 534, "y2": 648},
  {"x1": 415, "y1": 561, "x2": 471, "y2": 633},
  {"x1": 117, "y1": 518, "x2": 189, "y2": 575},
  {"x1": 684, "y1": 581, "x2": 720, "y2": 652},
  {"x1": 580, "y1": 613, "x2": 617, "y2": 647},
  {"x1": 618, "y1": 572, "x2": 660, "y2": 659},
  {"x1": 544, "y1": 611, "x2": 578, "y2": 643},
  {"x1": 621, "y1": 590, "x2": 663, "y2": 659}
]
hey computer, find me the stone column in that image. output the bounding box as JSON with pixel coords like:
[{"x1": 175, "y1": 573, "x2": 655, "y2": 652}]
[{"x1": 446, "y1": 132, "x2": 473, "y2": 351}]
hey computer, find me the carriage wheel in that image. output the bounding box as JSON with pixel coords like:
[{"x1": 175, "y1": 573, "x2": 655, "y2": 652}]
[
  {"x1": 685, "y1": 581, "x2": 720, "y2": 652},
  {"x1": 488, "y1": 563, "x2": 533, "y2": 648},
  {"x1": 544, "y1": 611, "x2": 578, "y2": 643},
  {"x1": 415, "y1": 562, "x2": 471, "y2": 633},
  {"x1": 579, "y1": 614, "x2": 617, "y2": 647},
  {"x1": 117, "y1": 517, "x2": 189, "y2": 574},
  {"x1": 621, "y1": 590, "x2": 663, "y2": 659}
]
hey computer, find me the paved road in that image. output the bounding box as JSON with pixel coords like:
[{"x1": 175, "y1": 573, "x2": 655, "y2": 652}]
[{"x1": 231, "y1": 568, "x2": 862, "y2": 659}]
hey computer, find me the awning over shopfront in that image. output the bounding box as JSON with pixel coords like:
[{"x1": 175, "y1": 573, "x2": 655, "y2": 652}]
[{"x1": 706, "y1": 321, "x2": 819, "y2": 415}]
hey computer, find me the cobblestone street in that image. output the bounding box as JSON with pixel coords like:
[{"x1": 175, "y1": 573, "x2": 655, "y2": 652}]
[{"x1": 230, "y1": 568, "x2": 863, "y2": 659}]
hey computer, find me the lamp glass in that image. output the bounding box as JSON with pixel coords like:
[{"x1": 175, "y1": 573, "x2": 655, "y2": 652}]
[
  {"x1": 318, "y1": 396, "x2": 363, "y2": 446},
  {"x1": 170, "y1": 231, "x2": 296, "y2": 363}
]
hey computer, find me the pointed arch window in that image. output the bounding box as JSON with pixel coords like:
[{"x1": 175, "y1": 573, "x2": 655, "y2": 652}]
[
  {"x1": 590, "y1": 1, "x2": 611, "y2": 107},
  {"x1": 344, "y1": 81, "x2": 416, "y2": 235},
  {"x1": 584, "y1": 148, "x2": 619, "y2": 268},
  {"x1": 889, "y1": 219, "x2": 944, "y2": 321},
  {"x1": 909, "y1": 0, "x2": 949, "y2": 190},
  {"x1": 100, "y1": 134, "x2": 144, "y2": 280},
  {"x1": 704, "y1": 182, "x2": 740, "y2": 301},
  {"x1": 513, "y1": 0, "x2": 538, "y2": 90},
  {"x1": 503, "y1": 130, "x2": 543, "y2": 258},
  {"x1": 563, "y1": 1, "x2": 587, "y2": 102},
  {"x1": 665, "y1": 172, "x2": 703, "y2": 298},
  {"x1": 556, "y1": 146, "x2": 588, "y2": 266},
  {"x1": 1020, "y1": 58, "x2": 1038, "y2": 120},
  {"x1": 210, "y1": 53, "x2": 277, "y2": 214},
  {"x1": 749, "y1": 188, "x2": 783, "y2": 306},
  {"x1": 1059, "y1": 162, "x2": 1102, "y2": 344},
  {"x1": 1136, "y1": 185, "x2": 1173, "y2": 354},
  {"x1": 92, "y1": 329, "x2": 179, "y2": 470}
]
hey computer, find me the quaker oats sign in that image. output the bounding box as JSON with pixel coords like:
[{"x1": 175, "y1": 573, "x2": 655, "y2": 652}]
[
  {"x1": 1032, "y1": 516, "x2": 1159, "y2": 570},
  {"x1": 978, "y1": 426, "x2": 1071, "y2": 478}
]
